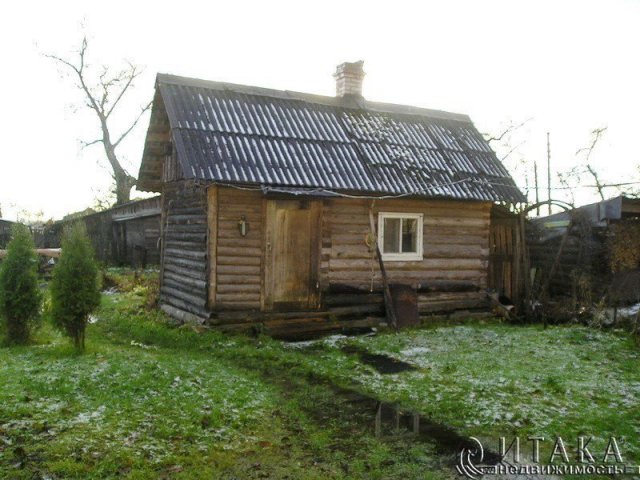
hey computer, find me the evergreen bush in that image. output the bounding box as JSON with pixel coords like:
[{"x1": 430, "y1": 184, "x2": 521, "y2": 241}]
[
  {"x1": 50, "y1": 224, "x2": 100, "y2": 350},
  {"x1": 0, "y1": 224, "x2": 41, "y2": 344}
]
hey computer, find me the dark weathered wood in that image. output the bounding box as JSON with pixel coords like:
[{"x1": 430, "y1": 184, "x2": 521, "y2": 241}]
[
  {"x1": 329, "y1": 304, "x2": 383, "y2": 316},
  {"x1": 163, "y1": 271, "x2": 207, "y2": 289},
  {"x1": 324, "y1": 293, "x2": 384, "y2": 306},
  {"x1": 161, "y1": 284, "x2": 208, "y2": 308},
  {"x1": 164, "y1": 256, "x2": 206, "y2": 271},
  {"x1": 160, "y1": 304, "x2": 207, "y2": 324},
  {"x1": 159, "y1": 180, "x2": 209, "y2": 316},
  {"x1": 164, "y1": 248, "x2": 206, "y2": 260}
]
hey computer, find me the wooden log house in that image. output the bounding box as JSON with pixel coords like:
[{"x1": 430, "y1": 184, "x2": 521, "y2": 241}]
[{"x1": 137, "y1": 62, "x2": 524, "y2": 336}]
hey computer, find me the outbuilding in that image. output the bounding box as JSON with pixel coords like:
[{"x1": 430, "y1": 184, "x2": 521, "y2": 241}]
[{"x1": 137, "y1": 62, "x2": 524, "y2": 335}]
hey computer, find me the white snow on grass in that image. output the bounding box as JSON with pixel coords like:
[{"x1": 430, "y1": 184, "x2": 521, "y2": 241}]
[{"x1": 319, "y1": 323, "x2": 640, "y2": 463}]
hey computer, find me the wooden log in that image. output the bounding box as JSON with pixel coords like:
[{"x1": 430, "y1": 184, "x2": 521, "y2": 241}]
[
  {"x1": 216, "y1": 284, "x2": 261, "y2": 294},
  {"x1": 216, "y1": 275, "x2": 261, "y2": 285},
  {"x1": 167, "y1": 215, "x2": 208, "y2": 225},
  {"x1": 160, "y1": 304, "x2": 207, "y2": 324},
  {"x1": 328, "y1": 304, "x2": 384, "y2": 316},
  {"x1": 217, "y1": 246, "x2": 261, "y2": 257},
  {"x1": 164, "y1": 232, "x2": 207, "y2": 243},
  {"x1": 160, "y1": 285, "x2": 207, "y2": 308},
  {"x1": 418, "y1": 281, "x2": 480, "y2": 292},
  {"x1": 163, "y1": 263, "x2": 207, "y2": 281},
  {"x1": 164, "y1": 248, "x2": 206, "y2": 260},
  {"x1": 163, "y1": 271, "x2": 207, "y2": 290},
  {"x1": 164, "y1": 240, "x2": 207, "y2": 251},
  {"x1": 165, "y1": 221, "x2": 207, "y2": 231},
  {"x1": 324, "y1": 293, "x2": 384, "y2": 306},
  {"x1": 217, "y1": 256, "x2": 261, "y2": 266},
  {"x1": 215, "y1": 309, "x2": 329, "y2": 322},
  {"x1": 216, "y1": 264, "x2": 261, "y2": 275},
  {"x1": 161, "y1": 294, "x2": 208, "y2": 317},
  {"x1": 164, "y1": 256, "x2": 206, "y2": 271}
]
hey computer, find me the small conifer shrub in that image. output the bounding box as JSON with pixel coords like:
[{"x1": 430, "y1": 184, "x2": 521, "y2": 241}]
[
  {"x1": 50, "y1": 224, "x2": 100, "y2": 350},
  {"x1": 0, "y1": 224, "x2": 41, "y2": 344}
]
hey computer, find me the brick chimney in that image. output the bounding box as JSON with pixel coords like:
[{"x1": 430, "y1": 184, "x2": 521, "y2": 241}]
[{"x1": 334, "y1": 61, "x2": 365, "y2": 97}]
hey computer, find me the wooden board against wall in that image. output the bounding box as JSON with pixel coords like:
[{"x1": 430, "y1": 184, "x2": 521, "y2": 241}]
[{"x1": 488, "y1": 218, "x2": 516, "y2": 299}]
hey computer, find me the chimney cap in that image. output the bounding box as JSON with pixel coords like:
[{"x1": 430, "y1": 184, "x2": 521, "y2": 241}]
[
  {"x1": 334, "y1": 60, "x2": 365, "y2": 98},
  {"x1": 334, "y1": 60, "x2": 365, "y2": 76}
]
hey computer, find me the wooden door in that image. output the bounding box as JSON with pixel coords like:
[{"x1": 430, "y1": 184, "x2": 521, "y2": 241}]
[{"x1": 264, "y1": 199, "x2": 320, "y2": 311}]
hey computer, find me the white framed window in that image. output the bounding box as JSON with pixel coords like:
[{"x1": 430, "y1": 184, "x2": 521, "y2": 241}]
[{"x1": 377, "y1": 212, "x2": 423, "y2": 261}]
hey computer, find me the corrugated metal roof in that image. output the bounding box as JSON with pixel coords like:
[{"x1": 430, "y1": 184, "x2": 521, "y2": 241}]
[{"x1": 140, "y1": 74, "x2": 524, "y2": 203}]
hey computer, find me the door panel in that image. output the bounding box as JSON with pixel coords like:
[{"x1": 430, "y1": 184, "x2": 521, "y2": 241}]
[{"x1": 264, "y1": 199, "x2": 320, "y2": 311}]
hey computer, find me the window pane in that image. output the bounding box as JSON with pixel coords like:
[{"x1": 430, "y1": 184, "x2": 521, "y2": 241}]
[
  {"x1": 401, "y1": 218, "x2": 418, "y2": 253},
  {"x1": 383, "y1": 218, "x2": 401, "y2": 253}
]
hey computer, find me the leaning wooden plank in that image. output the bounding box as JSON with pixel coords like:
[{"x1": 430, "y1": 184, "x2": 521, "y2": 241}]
[{"x1": 368, "y1": 203, "x2": 397, "y2": 330}]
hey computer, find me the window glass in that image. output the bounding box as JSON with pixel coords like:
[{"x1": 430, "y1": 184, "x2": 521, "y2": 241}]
[
  {"x1": 402, "y1": 218, "x2": 417, "y2": 253},
  {"x1": 378, "y1": 212, "x2": 423, "y2": 261},
  {"x1": 383, "y1": 217, "x2": 401, "y2": 253}
]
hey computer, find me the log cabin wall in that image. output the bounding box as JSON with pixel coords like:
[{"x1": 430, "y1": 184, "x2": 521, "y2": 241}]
[
  {"x1": 159, "y1": 180, "x2": 209, "y2": 322},
  {"x1": 204, "y1": 187, "x2": 491, "y2": 325},
  {"x1": 212, "y1": 187, "x2": 264, "y2": 311},
  {"x1": 326, "y1": 197, "x2": 491, "y2": 314}
]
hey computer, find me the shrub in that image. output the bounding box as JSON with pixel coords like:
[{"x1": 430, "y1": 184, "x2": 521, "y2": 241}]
[
  {"x1": 50, "y1": 224, "x2": 100, "y2": 350},
  {"x1": 0, "y1": 224, "x2": 41, "y2": 344}
]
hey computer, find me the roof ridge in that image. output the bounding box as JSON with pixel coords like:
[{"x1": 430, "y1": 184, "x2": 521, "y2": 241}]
[{"x1": 156, "y1": 73, "x2": 471, "y2": 123}]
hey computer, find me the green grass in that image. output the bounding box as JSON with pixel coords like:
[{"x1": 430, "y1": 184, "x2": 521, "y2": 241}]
[
  {"x1": 0, "y1": 291, "x2": 452, "y2": 479},
  {"x1": 2, "y1": 280, "x2": 639, "y2": 478},
  {"x1": 315, "y1": 324, "x2": 640, "y2": 468}
]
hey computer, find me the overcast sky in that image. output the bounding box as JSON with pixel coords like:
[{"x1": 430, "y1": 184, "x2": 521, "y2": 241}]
[{"x1": 1, "y1": 0, "x2": 639, "y2": 221}]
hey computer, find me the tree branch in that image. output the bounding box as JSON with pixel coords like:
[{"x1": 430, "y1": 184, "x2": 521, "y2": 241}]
[
  {"x1": 105, "y1": 63, "x2": 142, "y2": 119},
  {"x1": 113, "y1": 100, "x2": 152, "y2": 149},
  {"x1": 484, "y1": 118, "x2": 532, "y2": 144},
  {"x1": 79, "y1": 138, "x2": 104, "y2": 149}
]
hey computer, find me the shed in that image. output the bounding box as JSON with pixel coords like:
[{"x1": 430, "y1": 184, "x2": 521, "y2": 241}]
[
  {"x1": 41, "y1": 196, "x2": 162, "y2": 267},
  {"x1": 0, "y1": 219, "x2": 17, "y2": 249},
  {"x1": 529, "y1": 195, "x2": 640, "y2": 301},
  {"x1": 137, "y1": 62, "x2": 524, "y2": 335}
]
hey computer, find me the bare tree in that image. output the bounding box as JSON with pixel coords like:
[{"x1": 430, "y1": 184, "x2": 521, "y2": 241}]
[
  {"x1": 483, "y1": 118, "x2": 533, "y2": 199},
  {"x1": 46, "y1": 37, "x2": 152, "y2": 204},
  {"x1": 557, "y1": 127, "x2": 609, "y2": 203},
  {"x1": 575, "y1": 127, "x2": 608, "y2": 201}
]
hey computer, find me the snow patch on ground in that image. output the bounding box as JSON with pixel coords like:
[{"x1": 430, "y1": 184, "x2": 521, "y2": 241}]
[{"x1": 618, "y1": 302, "x2": 640, "y2": 317}]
